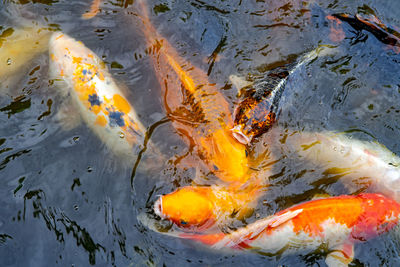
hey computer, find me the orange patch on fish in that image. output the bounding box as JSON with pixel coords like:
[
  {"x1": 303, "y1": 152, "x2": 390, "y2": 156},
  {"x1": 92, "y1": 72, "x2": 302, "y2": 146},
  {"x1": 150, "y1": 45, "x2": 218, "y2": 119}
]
[
  {"x1": 72, "y1": 56, "x2": 83, "y2": 64},
  {"x1": 113, "y1": 94, "x2": 131, "y2": 114},
  {"x1": 201, "y1": 128, "x2": 248, "y2": 184},
  {"x1": 165, "y1": 53, "x2": 196, "y2": 93},
  {"x1": 95, "y1": 115, "x2": 107, "y2": 126},
  {"x1": 287, "y1": 195, "x2": 363, "y2": 237},
  {"x1": 91, "y1": 105, "x2": 101, "y2": 115}
]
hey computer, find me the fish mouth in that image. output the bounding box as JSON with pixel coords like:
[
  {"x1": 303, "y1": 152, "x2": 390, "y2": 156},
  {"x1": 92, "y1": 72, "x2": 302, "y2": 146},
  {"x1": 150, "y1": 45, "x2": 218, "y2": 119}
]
[
  {"x1": 154, "y1": 197, "x2": 165, "y2": 218},
  {"x1": 231, "y1": 125, "x2": 251, "y2": 145}
]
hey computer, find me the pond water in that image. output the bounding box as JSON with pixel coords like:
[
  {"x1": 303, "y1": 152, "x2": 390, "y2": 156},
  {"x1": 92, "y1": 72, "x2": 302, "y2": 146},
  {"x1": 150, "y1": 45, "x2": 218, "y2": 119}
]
[{"x1": 1, "y1": 0, "x2": 400, "y2": 266}]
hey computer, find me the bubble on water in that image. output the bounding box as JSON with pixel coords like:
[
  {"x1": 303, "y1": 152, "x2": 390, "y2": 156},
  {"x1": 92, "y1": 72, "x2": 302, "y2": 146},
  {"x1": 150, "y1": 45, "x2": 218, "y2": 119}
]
[
  {"x1": 73, "y1": 204, "x2": 79, "y2": 211},
  {"x1": 87, "y1": 166, "x2": 93, "y2": 173},
  {"x1": 119, "y1": 132, "x2": 125, "y2": 138},
  {"x1": 6, "y1": 58, "x2": 11, "y2": 65}
]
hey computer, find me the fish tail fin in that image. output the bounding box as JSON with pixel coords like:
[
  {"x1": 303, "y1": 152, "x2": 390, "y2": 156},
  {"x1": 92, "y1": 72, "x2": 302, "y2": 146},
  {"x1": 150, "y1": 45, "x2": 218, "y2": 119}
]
[
  {"x1": 81, "y1": 0, "x2": 102, "y2": 19},
  {"x1": 135, "y1": 0, "x2": 162, "y2": 46}
]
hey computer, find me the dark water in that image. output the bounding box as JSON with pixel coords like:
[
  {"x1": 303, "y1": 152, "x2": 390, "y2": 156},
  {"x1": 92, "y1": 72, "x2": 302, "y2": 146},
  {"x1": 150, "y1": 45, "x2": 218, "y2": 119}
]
[{"x1": 1, "y1": 0, "x2": 400, "y2": 266}]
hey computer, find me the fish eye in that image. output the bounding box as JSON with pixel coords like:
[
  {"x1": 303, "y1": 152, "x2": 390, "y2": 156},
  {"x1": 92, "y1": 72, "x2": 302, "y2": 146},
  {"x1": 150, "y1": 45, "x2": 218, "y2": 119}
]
[{"x1": 180, "y1": 220, "x2": 187, "y2": 225}]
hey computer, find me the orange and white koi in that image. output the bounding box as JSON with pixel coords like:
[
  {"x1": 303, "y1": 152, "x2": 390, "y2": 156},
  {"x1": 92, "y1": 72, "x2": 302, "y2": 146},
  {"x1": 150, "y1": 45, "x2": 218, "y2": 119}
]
[
  {"x1": 49, "y1": 32, "x2": 146, "y2": 158},
  {"x1": 173, "y1": 193, "x2": 400, "y2": 267},
  {"x1": 154, "y1": 185, "x2": 260, "y2": 230},
  {"x1": 274, "y1": 128, "x2": 400, "y2": 201},
  {"x1": 136, "y1": 0, "x2": 248, "y2": 184}
]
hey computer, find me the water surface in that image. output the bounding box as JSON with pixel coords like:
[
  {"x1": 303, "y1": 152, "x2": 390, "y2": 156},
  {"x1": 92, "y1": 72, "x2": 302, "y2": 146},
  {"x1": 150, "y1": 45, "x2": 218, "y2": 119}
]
[{"x1": 1, "y1": 0, "x2": 400, "y2": 266}]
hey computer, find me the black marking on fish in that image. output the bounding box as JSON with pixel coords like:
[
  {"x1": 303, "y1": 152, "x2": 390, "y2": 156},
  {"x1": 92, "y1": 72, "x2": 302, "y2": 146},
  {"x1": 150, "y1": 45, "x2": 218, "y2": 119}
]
[
  {"x1": 109, "y1": 111, "x2": 125, "y2": 127},
  {"x1": 88, "y1": 94, "x2": 101, "y2": 106}
]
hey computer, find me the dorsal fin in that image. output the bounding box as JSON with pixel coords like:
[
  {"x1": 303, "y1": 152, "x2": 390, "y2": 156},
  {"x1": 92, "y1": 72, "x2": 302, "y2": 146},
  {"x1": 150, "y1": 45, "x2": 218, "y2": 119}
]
[{"x1": 269, "y1": 209, "x2": 303, "y2": 228}]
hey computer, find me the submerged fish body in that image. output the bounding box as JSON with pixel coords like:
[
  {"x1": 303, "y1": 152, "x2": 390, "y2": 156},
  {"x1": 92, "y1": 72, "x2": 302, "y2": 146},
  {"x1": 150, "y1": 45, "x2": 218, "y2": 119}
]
[
  {"x1": 178, "y1": 193, "x2": 400, "y2": 266},
  {"x1": 276, "y1": 129, "x2": 400, "y2": 201},
  {"x1": 49, "y1": 32, "x2": 146, "y2": 158},
  {"x1": 333, "y1": 13, "x2": 400, "y2": 52},
  {"x1": 137, "y1": 0, "x2": 248, "y2": 184},
  {"x1": 0, "y1": 25, "x2": 51, "y2": 89},
  {"x1": 232, "y1": 46, "x2": 336, "y2": 145},
  {"x1": 154, "y1": 185, "x2": 258, "y2": 230}
]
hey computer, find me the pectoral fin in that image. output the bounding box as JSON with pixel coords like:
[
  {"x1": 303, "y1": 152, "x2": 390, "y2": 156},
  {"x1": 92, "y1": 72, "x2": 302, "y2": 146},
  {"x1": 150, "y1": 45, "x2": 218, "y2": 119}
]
[
  {"x1": 325, "y1": 242, "x2": 354, "y2": 267},
  {"x1": 214, "y1": 209, "x2": 303, "y2": 249},
  {"x1": 229, "y1": 74, "x2": 253, "y2": 95},
  {"x1": 54, "y1": 97, "x2": 82, "y2": 131},
  {"x1": 269, "y1": 209, "x2": 303, "y2": 228}
]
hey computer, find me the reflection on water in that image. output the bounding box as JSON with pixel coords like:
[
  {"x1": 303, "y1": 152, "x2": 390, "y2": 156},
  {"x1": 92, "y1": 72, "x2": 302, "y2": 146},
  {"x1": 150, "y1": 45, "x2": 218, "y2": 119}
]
[{"x1": 1, "y1": 0, "x2": 400, "y2": 266}]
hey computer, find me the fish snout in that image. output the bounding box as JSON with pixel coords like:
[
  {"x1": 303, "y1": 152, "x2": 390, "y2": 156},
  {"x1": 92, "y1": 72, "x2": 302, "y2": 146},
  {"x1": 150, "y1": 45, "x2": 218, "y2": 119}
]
[
  {"x1": 154, "y1": 197, "x2": 165, "y2": 218},
  {"x1": 231, "y1": 125, "x2": 252, "y2": 145}
]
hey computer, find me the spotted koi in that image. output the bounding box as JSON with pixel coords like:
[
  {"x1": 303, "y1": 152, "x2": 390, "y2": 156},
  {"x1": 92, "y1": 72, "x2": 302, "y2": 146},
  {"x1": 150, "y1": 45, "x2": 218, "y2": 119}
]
[{"x1": 49, "y1": 32, "x2": 146, "y2": 158}]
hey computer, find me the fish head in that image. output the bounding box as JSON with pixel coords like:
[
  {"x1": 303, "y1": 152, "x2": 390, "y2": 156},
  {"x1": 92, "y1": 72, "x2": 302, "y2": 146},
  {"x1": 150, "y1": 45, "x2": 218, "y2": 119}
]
[
  {"x1": 49, "y1": 32, "x2": 102, "y2": 78},
  {"x1": 154, "y1": 187, "x2": 216, "y2": 230},
  {"x1": 232, "y1": 97, "x2": 276, "y2": 145}
]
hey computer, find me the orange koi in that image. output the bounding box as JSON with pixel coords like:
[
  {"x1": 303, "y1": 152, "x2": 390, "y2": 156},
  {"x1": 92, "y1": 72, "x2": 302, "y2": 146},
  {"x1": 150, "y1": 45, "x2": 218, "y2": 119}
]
[
  {"x1": 175, "y1": 193, "x2": 400, "y2": 267},
  {"x1": 49, "y1": 32, "x2": 146, "y2": 159},
  {"x1": 136, "y1": 0, "x2": 248, "y2": 184},
  {"x1": 154, "y1": 185, "x2": 260, "y2": 230}
]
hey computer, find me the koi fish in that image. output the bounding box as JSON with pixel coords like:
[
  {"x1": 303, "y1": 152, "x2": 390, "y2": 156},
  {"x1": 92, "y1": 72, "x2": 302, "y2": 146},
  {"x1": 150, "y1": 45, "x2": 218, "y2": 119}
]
[
  {"x1": 154, "y1": 185, "x2": 260, "y2": 230},
  {"x1": 171, "y1": 193, "x2": 400, "y2": 267},
  {"x1": 0, "y1": 25, "x2": 51, "y2": 89},
  {"x1": 272, "y1": 128, "x2": 400, "y2": 201},
  {"x1": 49, "y1": 32, "x2": 147, "y2": 159},
  {"x1": 136, "y1": 0, "x2": 248, "y2": 184},
  {"x1": 230, "y1": 45, "x2": 336, "y2": 145},
  {"x1": 333, "y1": 13, "x2": 400, "y2": 53}
]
